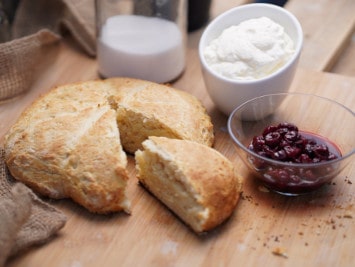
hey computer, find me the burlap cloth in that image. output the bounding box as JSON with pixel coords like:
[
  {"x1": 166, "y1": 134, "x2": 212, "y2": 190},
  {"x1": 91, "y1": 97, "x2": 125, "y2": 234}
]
[
  {"x1": 0, "y1": 0, "x2": 96, "y2": 264},
  {"x1": 0, "y1": 0, "x2": 95, "y2": 102},
  {"x1": 0, "y1": 149, "x2": 67, "y2": 266}
]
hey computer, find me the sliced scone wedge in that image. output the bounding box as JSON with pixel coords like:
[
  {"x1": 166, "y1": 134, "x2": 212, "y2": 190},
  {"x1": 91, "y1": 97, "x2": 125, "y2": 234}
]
[
  {"x1": 135, "y1": 136, "x2": 243, "y2": 233},
  {"x1": 106, "y1": 78, "x2": 214, "y2": 154}
]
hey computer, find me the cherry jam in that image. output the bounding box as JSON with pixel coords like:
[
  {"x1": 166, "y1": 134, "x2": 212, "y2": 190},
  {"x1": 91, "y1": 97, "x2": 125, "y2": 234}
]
[
  {"x1": 247, "y1": 122, "x2": 342, "y2": 194},
  {"x1": 249, "y1": 122, "x2": 340, "y2": 163}
]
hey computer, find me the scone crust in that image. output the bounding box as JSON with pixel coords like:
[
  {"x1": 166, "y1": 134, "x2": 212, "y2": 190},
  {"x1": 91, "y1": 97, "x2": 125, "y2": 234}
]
[{"x1": 136, "y1": 136, "x2": 243, "y2": 232}]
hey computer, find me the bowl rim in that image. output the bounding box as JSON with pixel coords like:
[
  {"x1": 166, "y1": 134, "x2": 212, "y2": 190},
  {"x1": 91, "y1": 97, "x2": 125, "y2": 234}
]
[
  {"x1": 198, "y1": 3, "x2": 304, "y2": 84},
  {"x1": 227, "y1": 92, "x2": 355, "y2": 167}
]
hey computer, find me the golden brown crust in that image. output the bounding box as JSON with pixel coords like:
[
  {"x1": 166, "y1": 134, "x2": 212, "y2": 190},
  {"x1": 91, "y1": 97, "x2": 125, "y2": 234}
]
[
  {"x1": 135, "y1": 136, "x2": 242, "y2": 233},
  {"x1": 4, "y1": 78, "x2": 214, "y2": 214}
]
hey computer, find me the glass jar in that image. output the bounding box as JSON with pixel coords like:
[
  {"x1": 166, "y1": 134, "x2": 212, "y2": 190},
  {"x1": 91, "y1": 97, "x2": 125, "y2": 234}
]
[{"x1": 96, "y1": 0, "x2": 187, "y2": 83}]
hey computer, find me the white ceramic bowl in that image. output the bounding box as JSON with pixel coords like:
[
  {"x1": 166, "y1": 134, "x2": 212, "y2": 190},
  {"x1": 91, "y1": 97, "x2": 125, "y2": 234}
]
[{"x1": 199, "y1": 3, "x2": 303, "y2": 116}]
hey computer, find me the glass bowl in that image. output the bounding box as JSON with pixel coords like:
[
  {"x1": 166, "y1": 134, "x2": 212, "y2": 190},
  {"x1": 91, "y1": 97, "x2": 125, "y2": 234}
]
[{"x1": 227, "y1": 93, "x2": 355, "y2": 196}]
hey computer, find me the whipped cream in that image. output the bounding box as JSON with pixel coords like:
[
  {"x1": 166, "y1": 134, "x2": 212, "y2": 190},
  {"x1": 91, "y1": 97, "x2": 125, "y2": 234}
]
[{"x1": 203, "y1": 17, "x2": 295, "y2": 80}]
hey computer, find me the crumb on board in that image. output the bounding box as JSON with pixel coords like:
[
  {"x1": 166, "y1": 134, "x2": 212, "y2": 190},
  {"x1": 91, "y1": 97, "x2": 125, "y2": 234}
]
[
  {"x1": 258, "y1": 186, "x2": 270, "y2": 193},
  {"x1": 272, "y1": 247, "x2": 288, "y2": 258},
  {"x1": 343, "y1": 212, "x2": 353, "y2": 219}
]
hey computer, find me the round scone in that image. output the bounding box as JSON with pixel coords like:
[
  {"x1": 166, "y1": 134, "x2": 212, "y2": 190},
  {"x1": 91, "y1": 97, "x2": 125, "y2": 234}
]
[
  {"x1": 135, "y1": 136, "x2": 243, "y2": 233},
  {"x1": 106, "y1": 78, "x2": 214, "y2": 154},
  {"x1": 4, "y1": 80, "x2": 131, "y2": 214},
  {"x1": 4, "y1": 77, "x2": 214, "y2": 214}
]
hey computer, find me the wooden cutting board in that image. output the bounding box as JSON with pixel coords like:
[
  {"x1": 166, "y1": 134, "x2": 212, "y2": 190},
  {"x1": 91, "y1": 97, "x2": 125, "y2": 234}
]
[{"x1": 2, "y1": 37, "x2": 354, "y2": 267}]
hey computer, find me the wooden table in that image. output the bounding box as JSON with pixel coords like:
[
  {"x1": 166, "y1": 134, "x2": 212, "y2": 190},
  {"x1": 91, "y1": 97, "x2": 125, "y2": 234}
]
[{"x1": 1, "y1": 1, "x2": 354, "y2": 266}]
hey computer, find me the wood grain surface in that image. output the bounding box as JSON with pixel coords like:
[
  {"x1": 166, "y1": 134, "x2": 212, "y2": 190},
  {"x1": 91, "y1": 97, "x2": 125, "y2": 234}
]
[
  {"x1": 2, "y1": 39, "x2": 354, "y2": 267},
  {"x1": 286, "y1": 0, "x2": 355, "y2": 72},
  {"x1": 1, "y1": 1, "x2": 354, "y2": 266}
]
